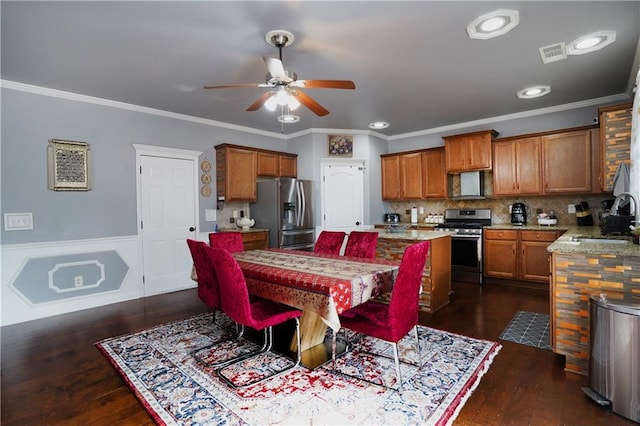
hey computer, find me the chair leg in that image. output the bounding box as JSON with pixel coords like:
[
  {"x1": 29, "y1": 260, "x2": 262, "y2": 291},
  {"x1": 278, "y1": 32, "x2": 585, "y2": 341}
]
[
  {"x1": 413, "y1": 325, "x2": 421, "y2": 364},
  {"x1": 391, "y1": 342, "x2": 402, "y2": 389}
]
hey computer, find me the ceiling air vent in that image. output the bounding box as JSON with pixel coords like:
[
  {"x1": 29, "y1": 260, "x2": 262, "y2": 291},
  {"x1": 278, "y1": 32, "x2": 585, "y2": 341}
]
[{"x1": 539, "y1": 42, "x2": 567, "y2": 64}]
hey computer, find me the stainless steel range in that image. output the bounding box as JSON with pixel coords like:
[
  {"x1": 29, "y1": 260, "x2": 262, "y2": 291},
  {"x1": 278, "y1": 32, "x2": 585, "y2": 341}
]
[{"x1": 436, "y1": 208, "x2": 492, "y2": 285}]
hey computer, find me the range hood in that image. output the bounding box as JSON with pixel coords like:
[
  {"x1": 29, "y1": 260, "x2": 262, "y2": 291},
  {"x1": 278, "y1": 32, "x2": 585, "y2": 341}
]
[{"x1": 449, "y1": 171, "x2": 486, "y2": 200}]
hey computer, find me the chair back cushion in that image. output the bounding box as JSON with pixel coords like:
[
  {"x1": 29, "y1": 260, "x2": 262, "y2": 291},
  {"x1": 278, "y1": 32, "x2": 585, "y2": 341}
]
[
  {"x1": 388, "y1": 241, "x2": 430, "y2": 340},
  {"x1": 209, "y1": 232, "x2": 245, "y2": 253},
  {"x1": 344, "y1": 231, "x2": 378, "y2": 258},
  {"x1": 313, "y1": 231, "x2": 346, "y2": 255},
  {"x1": 205, "y1": 246, "x2": 254, "y2": 325},
  {"x1": 187, "y1": 239, "x2": 219, "y2": 309}
]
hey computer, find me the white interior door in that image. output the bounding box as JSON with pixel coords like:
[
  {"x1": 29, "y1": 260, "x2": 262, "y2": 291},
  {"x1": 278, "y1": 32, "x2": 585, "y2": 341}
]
[
  {"x1": 321, "y1": 162, "x2": 364, "y2": 233},
  {"x1": 140, "y1": 155, "x2": 197, "y2": 295}
]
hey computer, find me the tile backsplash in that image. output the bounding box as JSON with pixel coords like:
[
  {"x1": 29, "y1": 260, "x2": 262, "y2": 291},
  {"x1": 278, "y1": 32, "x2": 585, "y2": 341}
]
[{"x1": 386, "y1": 171, "x2": 614, "y2": 226}]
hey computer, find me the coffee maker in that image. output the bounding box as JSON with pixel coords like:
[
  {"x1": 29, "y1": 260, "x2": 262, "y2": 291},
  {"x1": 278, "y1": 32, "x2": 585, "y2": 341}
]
[{"x1": 511, "y1": 203, "x2": 527, "y2": 226}]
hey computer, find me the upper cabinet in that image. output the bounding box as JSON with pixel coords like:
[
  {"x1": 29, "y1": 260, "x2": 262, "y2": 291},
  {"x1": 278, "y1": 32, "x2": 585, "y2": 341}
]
[
  {"x1": 542, "y1": 129, "x2": 592, "y2": 194},
  {"x1": 599, "y1": 102, "x2": 632, "y2": 192},
  {"x1": 443, "y1": 130, "x2": 498, "y2": 173},
  {"x1": 493, "y1": 136, "x2": 542, "y2": 196},
  {"x1": 215, "y1": 145, "x2": 258, "y2": 202},
  {"x1": 257, "y1": 151, "x2": 297, "y2": 177},
  {"x1": 421, "y1": 148, "x2": 447, "y2": 198},
  {"x1": 381, "y1": 148, "x2": 446, "y2": 200},
  {"x1": 216, "y1": 144, "x2": 297, "y2": 202}
]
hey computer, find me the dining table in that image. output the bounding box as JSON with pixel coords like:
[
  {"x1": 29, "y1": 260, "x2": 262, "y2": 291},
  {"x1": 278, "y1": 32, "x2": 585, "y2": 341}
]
[{"x1": 232, "y1": 248, "x2": 400, "y2": 352}]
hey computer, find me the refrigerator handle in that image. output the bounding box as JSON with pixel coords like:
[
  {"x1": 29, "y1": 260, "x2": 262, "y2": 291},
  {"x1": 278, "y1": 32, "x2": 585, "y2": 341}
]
[
  {"x1": 299, "y1": 181, "x2": 306, "y2": 228},
  {"x1": 296, "y1": 181, "x2": 302, "y2": 228}
]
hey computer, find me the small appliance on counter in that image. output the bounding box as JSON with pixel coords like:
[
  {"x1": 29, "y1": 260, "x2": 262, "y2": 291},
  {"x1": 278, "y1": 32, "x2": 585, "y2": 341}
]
[
  {"x1": 511, "y1": 203, "x2": 527, "y2": 226},
  {"x1": 383, "y1": 213, "x2": 401, "y2": 223},
  {"x1": 575, "y1": 201, "x2": 594, "y2": 226}
]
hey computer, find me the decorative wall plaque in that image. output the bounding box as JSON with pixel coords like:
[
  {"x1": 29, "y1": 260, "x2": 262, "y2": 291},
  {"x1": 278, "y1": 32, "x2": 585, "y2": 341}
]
[
  {"x1": 328, "y1": 135, "x2": 353, "y2": 157},
  {"x1": 47, "y1": 139, "x2": 92, "y2": 191}
]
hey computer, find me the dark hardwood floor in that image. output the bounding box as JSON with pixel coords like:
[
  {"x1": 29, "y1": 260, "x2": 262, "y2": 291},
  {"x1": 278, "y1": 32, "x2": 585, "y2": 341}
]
[{"x1": 1, "y1": 282, "x2": 635, "y2": 425}]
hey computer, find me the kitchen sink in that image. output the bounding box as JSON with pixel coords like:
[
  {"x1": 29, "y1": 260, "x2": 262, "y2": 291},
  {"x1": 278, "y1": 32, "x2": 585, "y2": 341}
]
[{"x1": 570, "y1": 236, "x2": 630, "y2": 244}]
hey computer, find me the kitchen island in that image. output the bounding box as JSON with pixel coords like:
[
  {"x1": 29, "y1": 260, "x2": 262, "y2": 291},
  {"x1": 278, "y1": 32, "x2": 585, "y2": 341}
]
[
  {"x1": 548, "y1": 226, "x2": 639, "y2": 375},
  {"x1": 375, "y1": 229, "x2": 453, "y2": 313}
]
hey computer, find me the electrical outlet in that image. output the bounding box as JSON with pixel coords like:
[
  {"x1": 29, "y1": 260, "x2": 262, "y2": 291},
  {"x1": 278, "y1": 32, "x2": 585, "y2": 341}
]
[
  {"x1": 74, "y1": 276, "x2": 83, "y2": 287},
  {"x1": 508, "y1": 204, "x2": 512, "y2": 213},
  {"x1": 568, "y1": 204, "x2": 576, "y2": 214}
]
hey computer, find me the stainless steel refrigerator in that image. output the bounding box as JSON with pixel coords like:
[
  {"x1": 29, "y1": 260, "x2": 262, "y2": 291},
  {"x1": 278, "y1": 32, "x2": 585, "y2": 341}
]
[{"x1": 251, "y1": 178, "x2": 315, "y2": 250}]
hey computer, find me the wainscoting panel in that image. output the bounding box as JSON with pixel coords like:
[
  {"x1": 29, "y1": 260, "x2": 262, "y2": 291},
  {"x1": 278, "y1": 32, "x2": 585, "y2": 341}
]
[{"x1": 1, "y1": 235, "x2": 142, "y2": 326}]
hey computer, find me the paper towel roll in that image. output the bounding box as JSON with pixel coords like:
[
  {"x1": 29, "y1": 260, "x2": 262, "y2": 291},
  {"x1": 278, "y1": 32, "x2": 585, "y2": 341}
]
[{"x1": 411, "y1": 207, "x2": 418, "y2": 224}]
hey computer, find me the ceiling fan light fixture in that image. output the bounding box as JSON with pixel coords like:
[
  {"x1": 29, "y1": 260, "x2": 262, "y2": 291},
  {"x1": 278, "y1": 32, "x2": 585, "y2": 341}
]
[
  {"x1": 567, "y1": 31, "x2": 616, "y2": 55},
  {"x1": 517, "y1": 85, "x2": 551, "y2": 99},
  {"x1": 264, "y1": 93, "x2": 278, "y2": 111},
  {"x1": 467, "y1": 9, "x2": 519, "y2": 40},
  {"x1": 277, "y1": 114, "x2": 300, "y2": 124},
  {"x1": 369, "y1": 121, "x2": 390, "y2": 130},
  {"x1": 287, "y1": 96, "x2": 300, "y2": 111}
]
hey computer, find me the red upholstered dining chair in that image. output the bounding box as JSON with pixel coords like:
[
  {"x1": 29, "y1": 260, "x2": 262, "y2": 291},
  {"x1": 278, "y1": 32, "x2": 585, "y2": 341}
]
[
  {"x1": 209, "y1": 231, "x2": 245, "y2": 253},
  {"x1": 186, "y1": 239, "x2": 220, "y2": 320},
  {"x1": 313, "y1": 230, "x2": 346, "y2": 255},
  {"x1": 344, "y1": 231, "x2": 379, "y2": 259},
  {"x1": 332, "y1": 240, "x2": 430, "y2": 389},
  {"x1": 205, "y1": 246, "x2": 302, "y2": 388}
]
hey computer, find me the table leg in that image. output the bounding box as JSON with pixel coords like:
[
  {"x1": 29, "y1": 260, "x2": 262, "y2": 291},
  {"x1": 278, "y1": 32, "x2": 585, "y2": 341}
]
[{"x1": 290, "y1": 311, "x2": 329, "y2": 352}]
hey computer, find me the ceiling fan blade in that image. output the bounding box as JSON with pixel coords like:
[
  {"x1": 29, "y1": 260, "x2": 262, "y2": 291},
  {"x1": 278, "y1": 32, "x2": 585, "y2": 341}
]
[
  {"x1": 246, "y1": 92, "x2": 274, "y2": 112},
  {"x1": 204, "y1": 83, "x2": 270, "y2": 89},
  {"x1": 293, "y1": 79, "x2": 356, "y2": 90},
  {"x1": 264, "y1": 57, "x2": 286, "y2": 79},
  {"x1": 291, "y1": 91, "x2": 330, "y2": 116}
]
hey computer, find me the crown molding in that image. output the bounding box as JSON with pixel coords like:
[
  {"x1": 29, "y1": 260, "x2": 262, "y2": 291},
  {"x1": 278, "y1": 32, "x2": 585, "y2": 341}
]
[{"x1": 0, "y1": 80, "x2": 287, "y2": 140}]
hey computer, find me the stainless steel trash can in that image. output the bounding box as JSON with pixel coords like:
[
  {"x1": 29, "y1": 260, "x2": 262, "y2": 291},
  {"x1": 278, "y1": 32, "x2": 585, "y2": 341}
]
[{"x1": 583, "y1": 293, "x2": 640, "y2": 423}]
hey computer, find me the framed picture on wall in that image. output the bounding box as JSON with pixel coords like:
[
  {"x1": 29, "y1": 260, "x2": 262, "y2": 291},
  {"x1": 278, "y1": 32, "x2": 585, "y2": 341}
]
[
  {"x1": 47, "y1": 139, "x2": 92, "y2": 191},
  {"x1": 328, "y1": 135, "x2": 353, "y2": 157}
]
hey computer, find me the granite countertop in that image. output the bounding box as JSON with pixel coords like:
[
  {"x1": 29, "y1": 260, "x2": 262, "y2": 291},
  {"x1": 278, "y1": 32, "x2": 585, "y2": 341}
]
[
  {"x1": 547, "y1": 225, "x2": 638, "y2": 256},
  {"x1": 218, "y1": 227, "x2": 269, "y2": 233},
  {"x1": 376, "y1": 229, "x2": 454, "y2": 241}
]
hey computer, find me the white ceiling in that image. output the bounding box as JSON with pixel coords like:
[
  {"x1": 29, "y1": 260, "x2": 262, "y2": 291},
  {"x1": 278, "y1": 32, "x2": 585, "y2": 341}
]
[{"x1": 2, "y1": 1, "x2": 639, "y2": 137}]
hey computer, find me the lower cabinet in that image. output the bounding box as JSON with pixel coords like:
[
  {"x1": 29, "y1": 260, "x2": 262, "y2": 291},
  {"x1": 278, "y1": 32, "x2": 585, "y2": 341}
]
[
  {"x1": 484, "y1": 229, "x2": 563, "y2": 285},
  {"x1": 240, "y1": 230, "x2": 269, "y2": 251}
]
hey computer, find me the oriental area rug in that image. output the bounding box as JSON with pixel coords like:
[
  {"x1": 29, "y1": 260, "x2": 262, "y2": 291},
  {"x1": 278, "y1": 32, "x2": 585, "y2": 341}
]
[
  {"x1": 499, "y1": 311, "x2": 552, "y2": 351},
  {"x1": 96, "y1": 313, "x2": 501, "y2": 425}
]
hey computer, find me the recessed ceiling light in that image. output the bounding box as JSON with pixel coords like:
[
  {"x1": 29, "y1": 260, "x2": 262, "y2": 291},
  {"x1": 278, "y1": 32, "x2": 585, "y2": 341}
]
[
  {"x1": 277, "y1": 114, "x2": 300, "y2": 123},
  {"x1": 517, "y1": 85, "x2": 551, "y2": 99},
  {"x1": 368, "y1": 121, "x2": 390, "y2": 130},
  {"x1": 567, "y1": 31, "x2": 616, "y2": 55},
  {"x1": 467, "y1": 9, "x2": 519, "y2": 40}
]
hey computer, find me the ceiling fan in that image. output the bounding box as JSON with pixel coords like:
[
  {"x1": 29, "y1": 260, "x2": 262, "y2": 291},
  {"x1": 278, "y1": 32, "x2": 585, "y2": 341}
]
[{"x1": 204, "y1": 30, "x2": 355, "y2": 117}]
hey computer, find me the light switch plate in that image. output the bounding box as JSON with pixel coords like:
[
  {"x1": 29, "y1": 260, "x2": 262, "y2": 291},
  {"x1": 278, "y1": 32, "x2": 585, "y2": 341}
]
[
  {"x1": 4, "y1": 213, "x2": 33, "y2": 231},
  {"x1": 205, "y1": 209, "x2": 216, "y2": 222}
]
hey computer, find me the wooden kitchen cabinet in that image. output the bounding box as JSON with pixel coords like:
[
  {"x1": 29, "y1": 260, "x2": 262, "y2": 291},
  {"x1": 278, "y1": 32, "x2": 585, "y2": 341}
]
[
  {"x1": 443, "y1": 129, "x2": 497, "y2": 173},
  {"x1": 278, "y1": 154, "x2": 297, "y2": 177},
  {"x1": 381, "y1": 155, "x2": 401, "y2": 200},
  {"x1": 381, "y1": 148, "x2": 446, "y2": 200},
  {"x1": 421, "y1": 148, "x2": 447, "y2": 198},
  {"x1": 492, "y1": 136, "x2": 542, "y2": 196},
  {"x1": 543, "y1": 129, "x2": 592, "y2": 194},
  {"x1": 484, "y1": 229, "x2": 562, "y2": 284},
  {"x1": 240, "y1": 230, "x2": 269, "y2": 251},
  {"x1": 599, "y1": 102, "x2": 632, "y2": 192},
  {"x1": 215, "y1": 145, "x2": 257, "y2": 202},
  {"x1": 484, "y1": 230, "x2": 518, "y2": 279},
  {"x1": 381, "y1": 151, "x2": 423, "y2": 200},
  {"x1": 257, "y1": 151, "x2": 297, "y2": 177}
]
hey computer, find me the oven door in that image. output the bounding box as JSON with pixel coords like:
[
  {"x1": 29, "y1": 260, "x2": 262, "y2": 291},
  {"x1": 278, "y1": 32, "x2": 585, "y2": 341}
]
[{"x1": 450, "y1": 234, "x2": 483, "y2": 284}]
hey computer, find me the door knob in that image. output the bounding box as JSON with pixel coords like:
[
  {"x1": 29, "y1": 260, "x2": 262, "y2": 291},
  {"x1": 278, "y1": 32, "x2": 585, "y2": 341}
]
[
  {"x1": 355, "y1": 221, "x2": 360, "y2": 226},
  {"x1": 189, "y1": 227, "x2": 196, "y2": 232}
]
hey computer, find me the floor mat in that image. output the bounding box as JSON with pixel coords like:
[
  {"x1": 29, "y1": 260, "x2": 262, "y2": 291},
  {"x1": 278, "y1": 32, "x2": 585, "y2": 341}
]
[{"x1": 499, "y1": 311, "x2": 552, "y2": 351}]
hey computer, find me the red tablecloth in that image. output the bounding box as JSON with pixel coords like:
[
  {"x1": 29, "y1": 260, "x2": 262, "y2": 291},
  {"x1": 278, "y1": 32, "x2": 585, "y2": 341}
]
[{"x1": 233, "y1": 248, "x2": 399, "y2": 330}]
